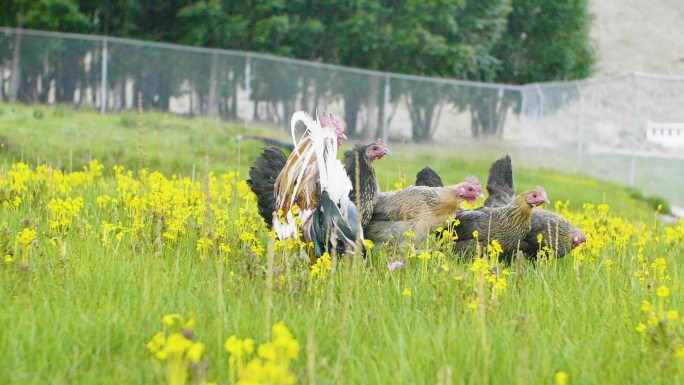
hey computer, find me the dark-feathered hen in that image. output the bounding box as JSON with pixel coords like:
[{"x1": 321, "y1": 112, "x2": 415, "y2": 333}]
[
  {"x1": 451, "y1": 187, "x2": 550, "y2": 260},
  {"x1": 343, "y1": 139, "x2": 391, "y2": 228},
  {"x1": 415, "y1": 166, "x2": 444, "y2": 188}
]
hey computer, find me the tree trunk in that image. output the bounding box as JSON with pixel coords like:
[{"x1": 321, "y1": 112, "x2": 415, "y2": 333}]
[
  {"x1": 343, "y1": 91, "x2": 361, "y2": 138},
  {"x1": 364, "y1": 76, "x2": 379, "y2": 140},
  {"x1": 112, "y1": 79, "x2": 123, "y2": 111},
  {"x1": 9, "y1": 30, "x2": 22, "y2": 103},
  {"x1": 207, "y1": 53, "x2": 219, "y2": 118},
  {"x1": 301, "y1": 76, "x2": 309, "y2": 112},
  {"x1": 57, "y1": 51, "x2": 79, "y2": 104},
  {"x1": 375, "y1": 97, "x2": 385, "y2": 140},
  {"x1": 470, "y1": 89, "x2": 510, "y2": 138},
  {"x1": 407, "y1": 95, "x2": 436, "y2": 142},
  {"x1": 230, "y1": 70, "x2": 238, "y2": 120}
]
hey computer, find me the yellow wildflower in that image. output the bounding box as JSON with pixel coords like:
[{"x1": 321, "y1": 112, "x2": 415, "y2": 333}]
[
  {"x1": 554, "y1": 371, "x2": 569, "y2": 385},
  {"x1": 162, "y1": 313, "x2": 183, "y2": 327},
  {"x1": 674, "y1": 345, "x2": 684, "y2": 359},
  {"x1": 402, "y1": 288, "x2": 412, "y2": 297},
  {"x1": 656, "y1": 286, "x2": 670, "y2": 298},
  {"x1": 186, "y1": 342, "x2": 205, "y2": 363},
  {"x1": 17, "y1": 228, "x2": 37, "y2": 246},
  {"x1": 257, "y1": 342, "x2": 277, "y2": 360},
  {"x1": 667, "y1": 310, "x2": 679, "y2": 321}
]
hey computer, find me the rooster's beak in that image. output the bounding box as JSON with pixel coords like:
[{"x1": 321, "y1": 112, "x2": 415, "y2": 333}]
[
  {"x1": 338, "y1": 133, "x2": 347, "y2": 141},
  {"x1": 478, "y1": 192, "x2": 485, "y2": 199}
]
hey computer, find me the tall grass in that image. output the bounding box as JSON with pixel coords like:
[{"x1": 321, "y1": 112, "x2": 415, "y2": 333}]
[{"x1": 0, "y1": 104, "x2": 682, "y2": 384}]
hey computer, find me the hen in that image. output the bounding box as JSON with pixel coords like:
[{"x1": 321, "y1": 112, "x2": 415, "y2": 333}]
[
  {"x1": 365, "y1": 176, "x2": 482, "y2": 244},
  {"x1": 451, "y1": 187, "x2": 549, "y2": 260},
  {"x1": 343, "y1": 139, "x2": 391, "y2": 228},
  {"x1": 416, "y1": 156, "x2": 586, "y2": 258},
  {"x1": 248, "y1": 111, "x2": 360, "y2": 261}
]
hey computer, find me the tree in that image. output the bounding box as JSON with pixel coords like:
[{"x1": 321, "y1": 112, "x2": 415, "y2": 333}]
[
  {"x1": 468, "y1": 0, "x2": 594, "y2": 137},
  {"x1": 0, "y1": 0, "x2": 594, "y2": 138},
  {"x1": 379, "y1": 0, "x2": 510, "y2": 141}
]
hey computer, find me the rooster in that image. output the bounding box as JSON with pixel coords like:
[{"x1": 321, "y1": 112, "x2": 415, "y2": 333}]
[
  {"x1": 248, "y1": 111, "x2": 362, "y2": 261},
  {"x1": 365, "y1": 176, "x2": 482, "y2": 244},
  {"x1": 343, "y1": 139, "x2": 391, "y2": 228},
  {"x1": 416, "y1": 156, "x2": 586, "y2": 258}
]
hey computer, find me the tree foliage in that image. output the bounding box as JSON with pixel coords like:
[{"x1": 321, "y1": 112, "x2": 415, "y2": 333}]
[{"x1": 1, "y1": 0, "x2": 594, "y2": 139}]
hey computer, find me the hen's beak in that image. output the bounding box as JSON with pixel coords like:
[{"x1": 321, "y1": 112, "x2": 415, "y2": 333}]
[
  {"x1": 338, "y1": 133, "x2": 347, "y2": 141},
  {"x1": 544, "y1": 197, "x2": 551, "y2": 205},
  {"x1": 382, "y1": 148, "x2": 392, "y2": 156},
  {"x1": 478, "y1": 192, "x2": 485, "y2": 199}
]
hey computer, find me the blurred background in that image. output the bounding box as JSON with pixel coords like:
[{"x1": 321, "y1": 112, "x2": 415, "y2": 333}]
[{"x1": 1, "y1": 0, "x2": 682, "y2": 208}]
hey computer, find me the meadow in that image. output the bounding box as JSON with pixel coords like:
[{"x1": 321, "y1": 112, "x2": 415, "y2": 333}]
[{"x1": 0, "y1": 104, "x2": 682, "y2": 385}]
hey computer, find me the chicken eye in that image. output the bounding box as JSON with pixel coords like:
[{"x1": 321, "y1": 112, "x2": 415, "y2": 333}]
[{"x1": 372, "y1": 146, "x2": 378, "y2": 150}]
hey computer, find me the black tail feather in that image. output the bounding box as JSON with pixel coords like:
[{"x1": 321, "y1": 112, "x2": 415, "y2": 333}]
[
  {"x1": 308, "y1": 191, "x2": 361, "y2": 259},
  {"x1": 247, "y1": 146, "x2": 287, "y2": 227},
  {"x1": 484, "y1": 155, "x2": 514, "y2": 208},
  {"x1": 415, "y1": 166, "x2": 444, "y2": 187}
]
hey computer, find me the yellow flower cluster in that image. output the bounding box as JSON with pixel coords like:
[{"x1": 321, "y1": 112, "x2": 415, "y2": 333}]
[
  {"x1": 225, "y1": 323, "x2": 299, "y2": 385},
  {"x1": 48, "y1": 197, "x2": 84, "y2": 233},
  {"x1": 146, "y1": 314, "x2": 209, "y2": 385},
  {"x1": 147, "y1": 312, "x2": 299, "y2": 385},
  {"x1": 310, "y1": 252, "x2": 332, "y2": 282},
  {"x1": 467, "y1": 240, "x2": 510, "y2": 311},
  {"x1": 0, "y1": 160, "x2": 102, "y2": 200},
  {"x1": 634, "y1": 257, "x2": 683, "y2": 359},
  {"x1": 0, "y1": 161, "x2": 267, "y2": 264}
]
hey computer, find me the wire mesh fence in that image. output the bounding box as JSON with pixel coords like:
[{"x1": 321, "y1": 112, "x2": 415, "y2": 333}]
[{"x1": 1, "y1": 27, "x2": 683, "y2": 206}]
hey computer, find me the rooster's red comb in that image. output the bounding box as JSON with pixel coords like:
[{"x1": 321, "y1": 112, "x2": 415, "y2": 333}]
[
  {"x1": 318, "y1": 112, "x2": 344, "y2": 135},
  {"x1": 376, "y1": 138, "x2": 389, "y2": 149}
]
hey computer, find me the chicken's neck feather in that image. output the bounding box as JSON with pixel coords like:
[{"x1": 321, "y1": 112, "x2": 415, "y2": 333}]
[{"x1": 431, "y1": 187, "x2": 464, "y2": 216}]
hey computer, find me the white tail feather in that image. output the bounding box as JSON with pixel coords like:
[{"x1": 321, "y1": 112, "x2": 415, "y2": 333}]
[{"x1": 273, "y1": 111, "x2": 354, "y2": 241}]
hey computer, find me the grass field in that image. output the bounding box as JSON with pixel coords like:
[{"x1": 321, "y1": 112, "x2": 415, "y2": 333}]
[{"x1": 0, "y1": 104, "x2": 683, "y2": 385}]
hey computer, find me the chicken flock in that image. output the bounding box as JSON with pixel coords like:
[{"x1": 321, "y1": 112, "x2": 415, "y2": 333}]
[{"x1": 248, "y1": 111, "x2": 586, "y2": 263}]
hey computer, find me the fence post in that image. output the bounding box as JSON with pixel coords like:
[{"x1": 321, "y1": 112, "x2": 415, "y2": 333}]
[
  {"x1": 100, "y1": 37, "x2": 108, "y2": 114},
  {"x1": 576, "y1": 82, "x2": 584, "y2": 170},
  {"x1": 382, "y1": 75, "x2": 390, "y2": 142},
  {"x1": 245, "y1": 55, "x2": 252, "y2": 123},
  {"x1": 629, "y1": 73, "x2": 640, "y2": 186}
]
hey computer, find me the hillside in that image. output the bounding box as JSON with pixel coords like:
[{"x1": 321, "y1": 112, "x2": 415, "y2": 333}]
[{"x1": 591, "y1": 0, "x2": 684, "y2": 75}]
